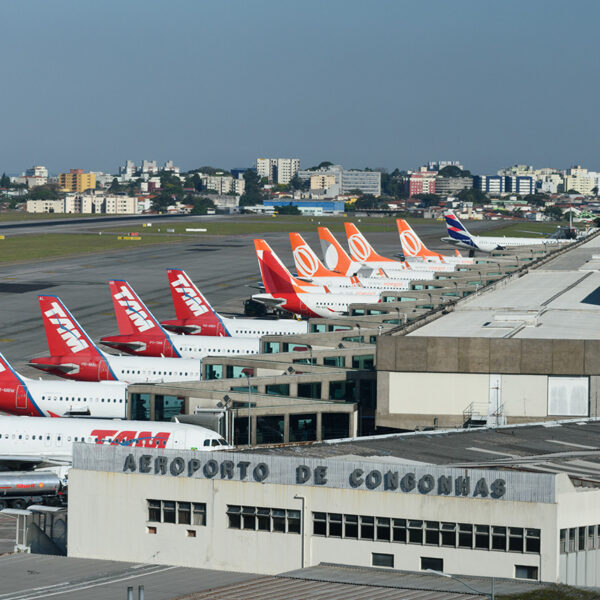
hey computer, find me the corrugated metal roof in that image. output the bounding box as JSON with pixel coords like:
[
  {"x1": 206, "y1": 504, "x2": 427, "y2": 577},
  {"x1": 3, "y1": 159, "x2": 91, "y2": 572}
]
[
  {"x1": 0, "y1": 554, "x2": 259, "y2": 600},
  {"x1": 285, "y1": 563, "x2": 545, "y2": 596},
  {"x1": 241, "y1": 418, "x2": 600, "y2": 485},
  {"x1": 176, "y1": 575, "x2": 483, "y2": 600}
]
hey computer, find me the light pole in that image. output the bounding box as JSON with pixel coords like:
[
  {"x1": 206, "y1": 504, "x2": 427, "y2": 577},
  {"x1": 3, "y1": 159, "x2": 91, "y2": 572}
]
[
  {"x1": 304, "y1": 344, "x2": 313, "y2": 365},
  {"x1": 242, "y1": 368, "x2": 253, "y2": 447},
  {"x1": 425, "y1": 569, "x2": 494, "y2": 599}
]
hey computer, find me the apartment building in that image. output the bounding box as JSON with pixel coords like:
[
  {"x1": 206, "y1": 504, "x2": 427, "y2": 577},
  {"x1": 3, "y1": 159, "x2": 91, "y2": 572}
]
[{"x1": 58, "y1": 169, "x2": 96, "y2": 193}]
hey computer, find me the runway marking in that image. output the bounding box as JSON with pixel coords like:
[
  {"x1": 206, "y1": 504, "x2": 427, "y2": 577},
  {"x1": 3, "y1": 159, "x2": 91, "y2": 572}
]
[{"x1": 0, "y1": 339, "x2": 15, "y2": 343}]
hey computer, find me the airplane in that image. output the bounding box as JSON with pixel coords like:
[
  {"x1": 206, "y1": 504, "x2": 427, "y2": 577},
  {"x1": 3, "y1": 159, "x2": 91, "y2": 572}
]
[
  {"x1": 442, "y1": 210, "x2": 572, "y2": 253},
  {"x1": 100, "y1": 280, "x2": 260, "y2": 358},
  {"x1": 0, "y1": 415, "x2": 229, "y2": 471},
  {"x1": 318, "y1": 226, "x2": 383, "y2": 277},
  {"x1": 289, "y1": 232, "x2": 411, "y2": 291},
  {"x1": 29, "y1": 295, "x2": 203, "y2": 384},
  {"x1": 161, "y1": 269, "x2": 308, "y2": 337},
  {"x1": 252, "y1": 239, "x2": 381, "y2": 318},
  {"x1": 396, "y1": 219, "x2": 472, "y2": 266},
  {"x1": 343, "y1": 222, "x2": 440, "y2": 276},
  {"x1": 0, "y1": 352, "x2": 127, "y2": 418}
]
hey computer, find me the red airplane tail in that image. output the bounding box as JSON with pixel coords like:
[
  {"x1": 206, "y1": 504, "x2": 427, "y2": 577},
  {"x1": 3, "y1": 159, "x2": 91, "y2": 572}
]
[
  {"x1": 38, "y1": 296, "x2": 104, "y2": 359},
  {"x1": 0, "y1": 352, "x2": 22, "y2": 387},
  {"x1": 108, "y1": 280, "x2": 168, "y2": 339},
  {"x1": 166, "y1": 269, "x2": 221, "y2": 326}
]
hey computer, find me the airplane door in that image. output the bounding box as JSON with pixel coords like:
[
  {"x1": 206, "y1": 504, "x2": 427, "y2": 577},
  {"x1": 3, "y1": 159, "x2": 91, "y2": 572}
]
[
  {"x1": 15, "y1": 386, "x2": 28, "y2": 410},
  {"x1": 98, "y1": 361, "x2": 110, "y2": 381}
]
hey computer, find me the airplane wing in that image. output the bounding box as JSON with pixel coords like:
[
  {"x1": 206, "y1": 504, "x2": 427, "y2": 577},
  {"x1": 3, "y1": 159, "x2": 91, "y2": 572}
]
[
  {"x1": 251, "y1": 296, "x2": 285, "y2": 308},
  {"x1": 0, "y1": 455, "x2": 71, "y2": 471}
]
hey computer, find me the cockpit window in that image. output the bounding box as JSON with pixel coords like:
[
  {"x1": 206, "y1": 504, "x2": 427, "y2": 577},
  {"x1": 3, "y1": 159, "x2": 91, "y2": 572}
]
[
  {"x1": 211, "y1": 439, "x2": 220, "y2": 447},
  {"x1": 218, "y1": 439, "x2": 228, "y2": 446},
  {"x1": 203, "y1": 439, "x2": 210, "y2": 447}
]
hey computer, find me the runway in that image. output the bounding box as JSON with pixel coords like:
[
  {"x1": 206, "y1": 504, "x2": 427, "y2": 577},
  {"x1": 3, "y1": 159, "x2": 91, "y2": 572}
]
[{"x1": 0, "y1": 217, "x2": 502, "y2": 377}]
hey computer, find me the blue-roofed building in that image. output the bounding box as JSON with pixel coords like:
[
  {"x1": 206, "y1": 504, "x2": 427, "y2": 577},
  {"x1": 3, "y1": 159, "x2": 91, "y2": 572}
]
[{"x1": 264, "y1": 199, "x2": 345, "y2": 215}]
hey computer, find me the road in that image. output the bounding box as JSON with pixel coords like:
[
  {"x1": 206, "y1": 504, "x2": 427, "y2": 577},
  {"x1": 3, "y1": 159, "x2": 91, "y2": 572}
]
[{"x1": 0, "y1": 217, "x2": 502, "y2": 377}]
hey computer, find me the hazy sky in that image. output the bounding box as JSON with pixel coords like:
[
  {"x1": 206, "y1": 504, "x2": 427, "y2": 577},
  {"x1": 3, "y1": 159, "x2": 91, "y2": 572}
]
[{"x1": 2, "y1": 0, "x2": 599, "y2": 175}]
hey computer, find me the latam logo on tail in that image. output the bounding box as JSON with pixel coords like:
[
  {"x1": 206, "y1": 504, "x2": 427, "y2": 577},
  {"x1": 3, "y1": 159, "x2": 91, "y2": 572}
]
[
  {"x1": 293, "y1": 244, "x2": 319, "y2": 277},
  {"x1": 399, "y1": 230, "x2": 422, "y2": 257},
  {"x1": 347, "y1": 234, "x2": 371, "y2": 262},
  {"x1": 114, "y1": 285, "x2": 155, "y2": 332},
  {"x1": 91, "y1": 429, "x2": 170, "y2": 447},
  {"x1": 170, "y1": 272, "x2": 208, "y2": 317},
  {"x1": 44, "y1": 302, "x2": 89, "y2": 353}
]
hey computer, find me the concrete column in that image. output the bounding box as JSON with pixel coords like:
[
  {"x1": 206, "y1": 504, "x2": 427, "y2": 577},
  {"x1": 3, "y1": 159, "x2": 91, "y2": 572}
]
[
  {"x1": 316, "y1": 412, "x2": 322, "y2": 442},
  {"x1": 149, "y1": 394, "x2": 156, "y2": 421},
  {"x1": 283, "y1": 414, "x2": 290, "y2": 443},
  {"x1": 290, "y1": 383, "x2": 298, "y2": 397}
]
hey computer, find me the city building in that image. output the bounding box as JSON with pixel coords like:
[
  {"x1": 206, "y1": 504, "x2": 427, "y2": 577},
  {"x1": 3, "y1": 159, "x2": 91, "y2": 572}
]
[
  {"x1": 141, "y1": 160, "x2": 158, "y2": 174},
  {"x1": 201, "y1": 174, "x2": 245, "y2": 196},
  {"x1": 505, "y1": 176, "x2": 534, "y2": 196},
  {"x1": 563, "y1": 166, "x2": 599, "y2": 196},
  {"x1": 68, "y1": 419, "x2": 600, "y2": 584},
  {"x1": 408, "y1": 171, "x2": 436, "y2": 197},
  {"x1": 427, "y1": 160, "x2": 464, "y2": 171},
  {"x1": 473, "y1": 175, "x2": 505, "y2": 195},
  {"x1": 498, "y1": 165, "x2": 535, "y2": 177},
  {"x1": 434, "y1": 176, "x2": 473, "y2": 197},
  {"x1": 25, "y1": 165, "x2": 48, "y2": 179},
  {"x1": 256, "y1": 158, "x2": 300, "y2": 185},
  {"x1": 26, "y1": 193, "x2": 139, "y2": 214},
  {"x1": 263, "y1": 199, "x2": 345, "y2": 215},
  {"x1": 310, "y1": 174, "x2": 337, "y2": 191},
  {"x1": 58, "y1": 169, "x2": 96, "y2": 193},
  {"x1": 340, "y1": 170, "x2": 381, "y2": 197},
  {"x1": 119, "y1": 160, "x2": 136, "y2": 178}
]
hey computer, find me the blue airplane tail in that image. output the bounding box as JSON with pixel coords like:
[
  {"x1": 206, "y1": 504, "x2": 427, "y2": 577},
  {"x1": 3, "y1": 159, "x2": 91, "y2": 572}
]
[{"x1": 444, "y1": 211, "x2": 478, "y2": 248}]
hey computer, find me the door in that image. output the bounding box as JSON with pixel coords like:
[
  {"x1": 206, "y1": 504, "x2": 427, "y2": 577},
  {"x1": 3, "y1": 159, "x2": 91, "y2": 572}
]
[
  {"x1": 98, "y1": 361, "x2": 110, "y2": 381},
  {"x1": 15, "y1": 386, "x2": 28, "y2": 410}
]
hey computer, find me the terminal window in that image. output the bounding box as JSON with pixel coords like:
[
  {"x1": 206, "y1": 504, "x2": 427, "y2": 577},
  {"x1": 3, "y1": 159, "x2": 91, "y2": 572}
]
[
  {"x1": 560, "y1": 525, "x2": 599, "y2": 554},
  {"x1": 147, "y1": 500, "x2": 206, "y2": 527},
  {"x1": 227, "y1": 505, "x2": 300, "y2": 534},
  {"x1": 312, "y1": 511, "x2": 541, "y2": 555}
]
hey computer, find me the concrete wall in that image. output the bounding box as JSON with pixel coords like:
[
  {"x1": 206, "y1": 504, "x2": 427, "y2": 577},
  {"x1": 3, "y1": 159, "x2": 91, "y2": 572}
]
[
  {"x1": 68, "y1": 468, "x2": 563, "y2": 581},
  {"x1": 377, "y1": 336, "x2": 600, "y2": 376},
  {"x1": 376, "y1": 336, "x2": 600, "y2": 430}
]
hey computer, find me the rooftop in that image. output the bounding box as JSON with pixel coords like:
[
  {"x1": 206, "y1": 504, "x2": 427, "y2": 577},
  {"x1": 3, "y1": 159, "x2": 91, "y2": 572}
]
[
  {"x1": 242, "y1": 418, "x2": 600, "y2": 486},
  {"x1": 411, "y1": 234, "x2": 600, "y2": 339},
  {"x1": 0, "y1": 554, "x2": 551, "y2": 600}
]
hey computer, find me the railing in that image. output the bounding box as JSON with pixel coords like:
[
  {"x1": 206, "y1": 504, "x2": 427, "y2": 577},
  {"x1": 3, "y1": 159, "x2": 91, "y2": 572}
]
[{"x1": 463, "y1": 402, "x2": 506, "y2": 427}]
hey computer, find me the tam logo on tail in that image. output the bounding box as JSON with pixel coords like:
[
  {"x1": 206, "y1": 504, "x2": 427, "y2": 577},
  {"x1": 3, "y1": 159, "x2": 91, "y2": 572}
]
[
  {"x1": 44, "y1": 302, "x2": 89, "y2": 353},
  {"x1": 113, "y1": 285, "x2": 156, "y2": 333},
  {"x1": 170, "y1": 272, "x2": 209, "y2": 317}
]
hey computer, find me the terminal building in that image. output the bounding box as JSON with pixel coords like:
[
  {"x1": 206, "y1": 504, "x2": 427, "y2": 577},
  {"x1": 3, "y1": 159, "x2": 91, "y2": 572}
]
[{"x1": 68, "y1": 419, "x2": 600, "y2": 586}]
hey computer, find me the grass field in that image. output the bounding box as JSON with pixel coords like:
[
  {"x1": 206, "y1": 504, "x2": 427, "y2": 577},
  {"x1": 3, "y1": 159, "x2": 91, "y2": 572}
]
[
  {"x1": 99, "y1": 214, "x2": 437, "y2": 236},
  {"x1": 0, "y1": 232, "x2": 190, "y2": 263},
  {"x1": 483, "y1": 221, "x2": 569, "y2": 238}
]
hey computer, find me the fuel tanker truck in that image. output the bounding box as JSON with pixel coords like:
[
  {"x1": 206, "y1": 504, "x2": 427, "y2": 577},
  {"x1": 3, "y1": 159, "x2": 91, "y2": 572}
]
[{"x1": 0, "y1": 471, "x2": 64, "y2": 510}]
